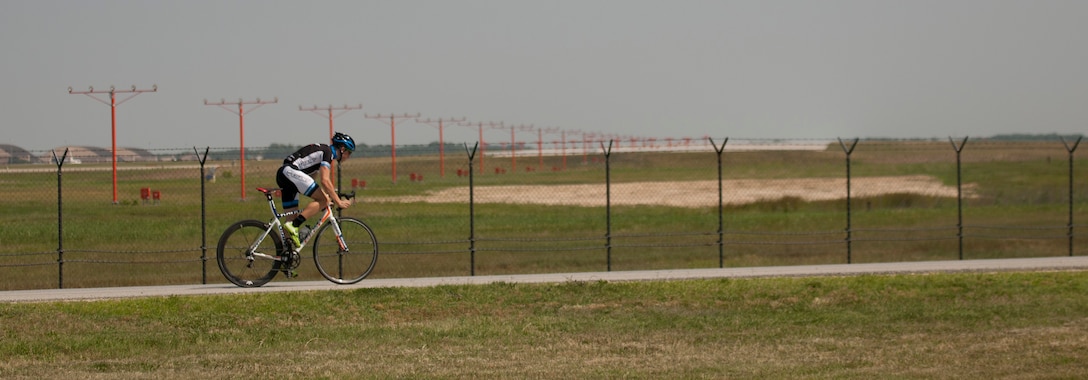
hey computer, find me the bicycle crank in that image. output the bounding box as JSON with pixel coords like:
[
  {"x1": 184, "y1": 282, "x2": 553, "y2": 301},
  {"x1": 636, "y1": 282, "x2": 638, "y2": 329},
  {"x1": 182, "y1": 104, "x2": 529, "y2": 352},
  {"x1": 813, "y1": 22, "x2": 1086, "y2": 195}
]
[{"x1": 280, "y1": 250, "x2": 302, "y2": 278}]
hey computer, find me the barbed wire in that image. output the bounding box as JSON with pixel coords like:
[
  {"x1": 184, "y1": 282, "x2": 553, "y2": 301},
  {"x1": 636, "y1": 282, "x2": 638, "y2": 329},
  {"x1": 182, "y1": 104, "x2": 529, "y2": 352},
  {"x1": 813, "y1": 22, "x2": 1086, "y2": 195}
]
[
  {"x1": 965, "y1": 225, "x2": 1069, "y2": 231},
  {"x1": 844, "y1": 235, "x2": 957, "y2": 241},
  {"x1": 475, "y1": 246, "x2": 604, "y2": 253},
  {"x1": 61, "y1": 248, "x2": 200, "y2": 255},
  {"x1": 724, "y1": 230, "x2": 846, "y2": 237},
  {"x1": 381, "y1": 249, "x2": 470, "y2": 255},
  {"x1": 722, "y1": 240, "x2": 846, "y2": 246},
  {"x1": 62, "y1": 258, "x2": 202, "y2": 265},
  {"x1": 380, "y1": 240, "x2": 469, "y2": 246},
  {"x1": 0, "y1": 262, "x2": 57, "y2": 268},
  {"x1": 852, "y1": 226, "x2": 959, "y2": 232},
  {"x1": 611, "y1": 232, "x2": 716, "y2": 238},
  {"x1": 612, "y1": 242, "x2": 718, "y2": 249},
  {"x1": 476, "y1": 236, "x2": 607, "y2": 243},
  {"x1": 966, "y1": 234, "x2": 1067, "y2": 240},
  {"x1": 0, "y1": 251, "x2": 55, "y2": 258}
]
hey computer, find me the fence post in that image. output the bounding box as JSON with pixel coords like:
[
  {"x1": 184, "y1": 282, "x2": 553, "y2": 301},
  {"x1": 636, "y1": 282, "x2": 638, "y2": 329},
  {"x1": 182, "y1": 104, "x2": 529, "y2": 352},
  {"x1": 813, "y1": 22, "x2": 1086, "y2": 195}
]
[
  {"x1": 602, "y1": 140, "x2": 613, "y2": 271},
  {"x1": 1061, "y1": 136, "x2": 1082, "y2": 257},
  {"x1": 51, "y1": 148, "x2": 69, "y2": 289},
  {"x1": 839, "y1": 138, "x2": 859, "y2": 264},
  {"x1": 709, "y1": 137, "x2": 728, "y2": 268},
  {"x1": 195, "y1": 147, "x2": 211, "y2": 284},
  {"x1": 950, "y1": 136, "x2": 969, "y2": 260},
  {"x1": 465, "y1": 142, "x2": 479, "y2": 276}
]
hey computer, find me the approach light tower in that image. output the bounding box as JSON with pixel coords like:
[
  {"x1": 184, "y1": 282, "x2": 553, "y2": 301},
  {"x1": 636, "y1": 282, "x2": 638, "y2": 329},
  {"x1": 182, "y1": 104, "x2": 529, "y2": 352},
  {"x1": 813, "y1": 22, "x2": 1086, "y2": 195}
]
[
  {"x1": 300, "y1": 103, "x2": 363, "y2": 185},
  {"x1": 458, "y1": 121, "x2": 503, "y2": 174},
  {"x1": 560, "y1": 129, "x2": 580, "y2": 170},
  {"x1": 204, "y1": 97, "x2": 278, "y2": 200},
  {"x1": 68, "y1": 84, "x2": 157, "y2": 204},
  {"x1": 537, "y1": 127, "x2": 561, "y2": 169},
  {"x1": 300, "y1": 103, "x2": 363, "y2": 141},
  {"x1": 416, "y1": 117, "x2": 466, "y2": 177},
  {"x1": 365, "y1": 112, "x2": 421, "y2": 184},
  {"x1": 508, "y1": 124, "x2": 534, "y2": 172}
]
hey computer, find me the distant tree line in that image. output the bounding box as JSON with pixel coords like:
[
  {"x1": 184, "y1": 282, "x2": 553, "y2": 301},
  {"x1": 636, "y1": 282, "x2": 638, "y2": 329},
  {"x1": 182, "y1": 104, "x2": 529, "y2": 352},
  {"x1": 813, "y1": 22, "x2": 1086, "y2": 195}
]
[{"x1": 987, "y1": 133, "x2": 1084, "y2": 141}]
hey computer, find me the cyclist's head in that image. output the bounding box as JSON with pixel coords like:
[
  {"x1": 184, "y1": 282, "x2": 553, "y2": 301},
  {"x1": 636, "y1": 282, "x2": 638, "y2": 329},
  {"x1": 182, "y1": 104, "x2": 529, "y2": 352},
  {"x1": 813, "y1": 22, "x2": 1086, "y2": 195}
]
[{"x1": 331, "y1": 132, "x2": 356, "y2": 153}]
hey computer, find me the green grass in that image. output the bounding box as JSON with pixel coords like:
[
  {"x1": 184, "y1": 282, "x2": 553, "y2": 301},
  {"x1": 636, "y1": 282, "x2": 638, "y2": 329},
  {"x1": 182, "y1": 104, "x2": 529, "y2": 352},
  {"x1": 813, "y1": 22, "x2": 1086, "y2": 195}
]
[{"x1": 2, "y1": 271, "x2": 1087, "y2": 378}]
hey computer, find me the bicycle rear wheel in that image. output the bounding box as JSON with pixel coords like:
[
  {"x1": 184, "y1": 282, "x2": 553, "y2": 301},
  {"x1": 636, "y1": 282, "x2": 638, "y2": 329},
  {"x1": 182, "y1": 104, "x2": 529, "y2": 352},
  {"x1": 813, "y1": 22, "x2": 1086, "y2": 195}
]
[
  {"x1": 217, "y1": 219, "x2": 284, "y2": 287},
  {"x1": 312, "y1": 217, "x2": 378, "y2": 284}
]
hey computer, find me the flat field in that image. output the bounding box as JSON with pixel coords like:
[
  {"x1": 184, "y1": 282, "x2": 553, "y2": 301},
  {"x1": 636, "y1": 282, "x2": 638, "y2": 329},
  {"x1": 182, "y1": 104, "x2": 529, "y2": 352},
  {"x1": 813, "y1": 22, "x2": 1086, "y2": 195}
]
[{"x1": 2, "y1": 271, "x2": 1086, "y2": 378}]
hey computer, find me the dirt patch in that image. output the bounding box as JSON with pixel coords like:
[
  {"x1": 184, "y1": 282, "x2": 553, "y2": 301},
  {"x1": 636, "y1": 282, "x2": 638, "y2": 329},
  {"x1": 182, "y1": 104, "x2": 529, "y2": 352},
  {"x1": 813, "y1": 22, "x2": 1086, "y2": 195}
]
[{"x1": 369, "y1": 175, "x2": 971, "y2": 208}]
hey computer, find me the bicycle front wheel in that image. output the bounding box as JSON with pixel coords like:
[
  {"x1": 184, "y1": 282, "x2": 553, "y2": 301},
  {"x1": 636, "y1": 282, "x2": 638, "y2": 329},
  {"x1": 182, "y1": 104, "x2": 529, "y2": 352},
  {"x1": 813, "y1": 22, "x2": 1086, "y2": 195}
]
[
  {"x1": 217, "y1": 219, "x2": 284, "y2": 287},
  {"x1": 312, "y1": 217, "x2": 378, "y2": 284}
]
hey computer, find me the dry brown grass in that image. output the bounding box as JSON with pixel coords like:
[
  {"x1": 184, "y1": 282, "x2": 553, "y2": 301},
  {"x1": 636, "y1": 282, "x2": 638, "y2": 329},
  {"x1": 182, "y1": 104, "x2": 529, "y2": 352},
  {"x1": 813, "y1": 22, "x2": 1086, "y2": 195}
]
[{"x1": 370, "y1": 175, "x2": 971, "y2": 208}]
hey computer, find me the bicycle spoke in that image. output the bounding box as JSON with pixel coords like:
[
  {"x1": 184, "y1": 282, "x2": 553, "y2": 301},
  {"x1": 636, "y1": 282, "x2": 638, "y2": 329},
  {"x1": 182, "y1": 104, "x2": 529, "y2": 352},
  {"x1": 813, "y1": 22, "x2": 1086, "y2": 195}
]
[
  {"x1": 217, "y1": 220, "x2": 283, "y2": 287},
  {"x1": 312, "y1": 217, "x2": 378, "y2": 284}
]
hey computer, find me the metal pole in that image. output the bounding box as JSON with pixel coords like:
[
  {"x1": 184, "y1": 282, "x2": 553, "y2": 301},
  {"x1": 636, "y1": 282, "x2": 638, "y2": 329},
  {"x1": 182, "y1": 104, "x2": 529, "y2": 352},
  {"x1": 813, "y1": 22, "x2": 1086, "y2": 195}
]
[
  {"x1": 52, "y1": 149, "x2": 68, "y2": 289},
  {"x1": 417, "y1": 117, "x2": 467, "y2": 177},
  {"x1": 603, "y1": 140, "x2": 613, "y2": 271},
  {"x1": 1062, "y1": 136, "x2": 1082, "y2": 256},
  {"x1": 839, "y1": 138, "x2": 859, "y2": 264},
  {"x1": 205, "y1": 97, "x2": 278, "y2": 201},
  {"x1": 239, "y1": 103, "x2": 246, "y2": 199},
  {"x1": 366, "y1": 112, "x2": 421, "y2": 183},
  {"x1": 710, "y1": 138, "x2": 728, "y2": 268},
  {"x1": 68, "y1": 85, "x2": 157, "y2": 204},
  {"x1": 465, "y1": 143, "x2": 479, "y2": 275},
  {"x1": 950, "y1": 136, "x2": 969, "y2": 260},
  {"x1": 534, "y1": 126, "x2": 559, "y2": 170},
  {"x1": 195, "y1": 147, "x2": 210, "y2": 284},
  {"x1": 110, "y1": 91, "x2": 117, "y2": 203}
]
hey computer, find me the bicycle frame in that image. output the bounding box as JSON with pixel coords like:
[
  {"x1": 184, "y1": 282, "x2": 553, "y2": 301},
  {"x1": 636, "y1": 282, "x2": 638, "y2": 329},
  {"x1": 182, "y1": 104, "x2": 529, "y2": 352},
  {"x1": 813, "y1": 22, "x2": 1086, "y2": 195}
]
[{"x1": 246, "y1": 187, "x2": 349, "y2": 263}]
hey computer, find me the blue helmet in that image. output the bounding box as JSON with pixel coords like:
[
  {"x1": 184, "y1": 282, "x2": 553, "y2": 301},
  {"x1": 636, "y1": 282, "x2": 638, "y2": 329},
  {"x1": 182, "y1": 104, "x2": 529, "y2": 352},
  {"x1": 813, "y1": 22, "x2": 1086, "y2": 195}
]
[{"x1": 331, "y1": 132, "x2": 355, "y2": 152}]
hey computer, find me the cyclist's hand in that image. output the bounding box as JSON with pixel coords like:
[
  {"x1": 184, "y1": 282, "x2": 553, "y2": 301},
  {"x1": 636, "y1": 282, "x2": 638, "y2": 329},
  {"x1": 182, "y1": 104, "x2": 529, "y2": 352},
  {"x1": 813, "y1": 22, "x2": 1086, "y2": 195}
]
[{"x1": 337, "y1": 198, "x2": 353, "y2": 209}]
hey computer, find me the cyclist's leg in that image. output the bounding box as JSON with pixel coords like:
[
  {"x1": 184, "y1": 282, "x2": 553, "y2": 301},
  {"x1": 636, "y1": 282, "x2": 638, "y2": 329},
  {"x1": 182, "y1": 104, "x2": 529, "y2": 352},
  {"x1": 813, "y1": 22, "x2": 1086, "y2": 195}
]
[
  {"x1": 277, "y1": 166, "x2": 311, "y2": 221},
  {"x1": 310, "y1": 185, "x2": 332, "y2": 211}
]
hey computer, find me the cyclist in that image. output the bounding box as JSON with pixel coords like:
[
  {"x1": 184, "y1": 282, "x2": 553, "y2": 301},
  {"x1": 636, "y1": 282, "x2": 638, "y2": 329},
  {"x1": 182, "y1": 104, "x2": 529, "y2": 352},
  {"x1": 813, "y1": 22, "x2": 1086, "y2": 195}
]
[{"x1": 277, "y1": 132, "x2": 356, "y2": 249}]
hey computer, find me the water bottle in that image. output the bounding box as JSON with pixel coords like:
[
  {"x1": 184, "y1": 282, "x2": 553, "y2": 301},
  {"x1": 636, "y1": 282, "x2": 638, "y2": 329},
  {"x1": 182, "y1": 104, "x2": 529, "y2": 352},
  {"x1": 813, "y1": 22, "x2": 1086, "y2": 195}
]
[{"x1": 299, "y1": 225, "x2": 312, "y2": 241}]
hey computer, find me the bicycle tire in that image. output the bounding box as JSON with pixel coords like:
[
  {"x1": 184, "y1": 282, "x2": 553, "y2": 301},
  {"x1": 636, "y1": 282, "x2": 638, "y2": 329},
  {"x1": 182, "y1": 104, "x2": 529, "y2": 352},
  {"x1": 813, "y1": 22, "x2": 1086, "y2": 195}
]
[
  {"x1": 217, "y1": 219, "x2": 284, "y2": 287},
  {"x1": 312, "y1": 217, "x2": 378, "y2": 284}
]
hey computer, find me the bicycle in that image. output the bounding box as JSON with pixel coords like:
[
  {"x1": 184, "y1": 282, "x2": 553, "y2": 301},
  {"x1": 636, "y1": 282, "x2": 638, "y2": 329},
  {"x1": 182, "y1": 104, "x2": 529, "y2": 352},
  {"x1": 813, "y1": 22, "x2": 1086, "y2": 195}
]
[{"x1": 216, "y1": 187, "x2": 378, "y2": 287}]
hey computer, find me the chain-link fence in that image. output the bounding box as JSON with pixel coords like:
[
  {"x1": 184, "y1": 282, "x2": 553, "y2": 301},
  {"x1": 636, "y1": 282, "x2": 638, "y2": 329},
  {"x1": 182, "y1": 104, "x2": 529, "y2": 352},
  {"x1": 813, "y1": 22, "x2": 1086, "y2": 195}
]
[{"x1": 2, "y1": 137, "x2": 1085, "y2": 290}]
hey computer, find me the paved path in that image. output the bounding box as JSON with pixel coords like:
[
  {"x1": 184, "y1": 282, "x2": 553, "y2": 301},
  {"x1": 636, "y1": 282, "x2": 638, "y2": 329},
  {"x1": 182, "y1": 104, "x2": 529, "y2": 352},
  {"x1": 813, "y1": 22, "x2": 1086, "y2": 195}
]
[{"x1": 3, "y1": 256, "x2": 1087, "y2": 303}]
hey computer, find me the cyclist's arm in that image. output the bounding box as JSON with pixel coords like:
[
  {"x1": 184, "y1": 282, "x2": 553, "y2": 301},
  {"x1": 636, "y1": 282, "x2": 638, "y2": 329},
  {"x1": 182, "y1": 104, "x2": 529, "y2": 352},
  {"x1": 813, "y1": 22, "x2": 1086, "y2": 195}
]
[{"x1": 318, "y1": 165, "x2": 351, "y2": 208}]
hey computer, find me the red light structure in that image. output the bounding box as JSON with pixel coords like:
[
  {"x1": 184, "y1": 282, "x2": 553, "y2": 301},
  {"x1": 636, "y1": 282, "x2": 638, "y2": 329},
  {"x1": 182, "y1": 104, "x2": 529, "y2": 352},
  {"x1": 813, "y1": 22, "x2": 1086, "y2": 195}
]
[
  {"x1": 536, "y1": 127, "x2": 560, "y2": 169},
  {"x1": 365, "y1": 112, "x2": 421, "y2": 184},
  {"x1": 580, "y1": 131, "x2": 595, "y2": 164},
  {"x1": 300, "y1": 103, "x2": 363, "y2": 141},
  {"x1": 458, "y1": 121, "x2": 503, "y2": 174},
  {"x1": 204, "y1": 97, "x2": 278, "y2": 200},
  {"x1": 300, "y1": 103, "x2": 363, "y2": 180},
  {"x1": 416, "y1": 117, "x2": 466, "y2": 177},
  {"x1": 507, "y1": 124, "x2": 534, "y2": 172},
  {"x1": 68, "y1": 84, "x2": 157, "y2": 204}
]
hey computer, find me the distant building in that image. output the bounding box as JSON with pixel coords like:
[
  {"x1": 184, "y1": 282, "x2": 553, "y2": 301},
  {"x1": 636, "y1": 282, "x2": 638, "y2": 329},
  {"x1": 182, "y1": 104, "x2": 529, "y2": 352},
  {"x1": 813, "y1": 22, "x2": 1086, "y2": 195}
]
[
  {"x1": 40, "y1": 146, "x2": 159, "y2": 164},
  {"x1": 0, "y1": 144, "x2": 34, "y2": 164}
]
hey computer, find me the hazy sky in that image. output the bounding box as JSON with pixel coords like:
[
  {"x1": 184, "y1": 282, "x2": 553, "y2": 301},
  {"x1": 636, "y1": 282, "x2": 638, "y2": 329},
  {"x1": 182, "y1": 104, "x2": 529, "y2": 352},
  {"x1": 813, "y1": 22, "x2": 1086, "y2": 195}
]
[{"x1": 2, "y1": 0, "x2": 1087, "y2": 151}]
